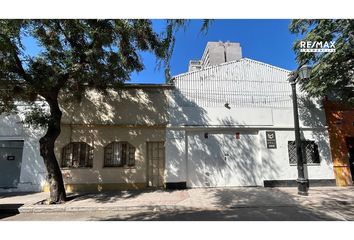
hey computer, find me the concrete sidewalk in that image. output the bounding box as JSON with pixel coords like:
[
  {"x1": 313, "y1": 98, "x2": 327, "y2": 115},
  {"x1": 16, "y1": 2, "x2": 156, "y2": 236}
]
[{"x1": 1, "y1": 187, "x2": 354, "y2": 214}]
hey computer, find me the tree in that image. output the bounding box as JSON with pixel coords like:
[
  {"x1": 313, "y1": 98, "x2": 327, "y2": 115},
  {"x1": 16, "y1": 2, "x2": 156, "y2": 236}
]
[
  {"x1": 0, "y1": 19, "x2": 209, "y2": 203},
  {"x1": 289, "y1": 19, "x2": 354, "y2": 103}
]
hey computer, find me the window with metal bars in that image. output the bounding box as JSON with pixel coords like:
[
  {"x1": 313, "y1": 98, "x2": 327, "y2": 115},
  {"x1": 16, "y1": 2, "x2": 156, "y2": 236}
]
[
  {"x1": 288, "y1": 141, "x2": 320, "y2": 165},
  {"x1": 104, "y1": 141, "x2": 135, "y2": 167},
  {"x1": 61, "y1": 142, "x2": 93, "y2": 168}
]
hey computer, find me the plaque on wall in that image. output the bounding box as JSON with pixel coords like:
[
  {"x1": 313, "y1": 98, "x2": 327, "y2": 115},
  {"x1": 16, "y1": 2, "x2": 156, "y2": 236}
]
[{"x1": 266, "y1": 131, "x2": 277, "y2": 149}]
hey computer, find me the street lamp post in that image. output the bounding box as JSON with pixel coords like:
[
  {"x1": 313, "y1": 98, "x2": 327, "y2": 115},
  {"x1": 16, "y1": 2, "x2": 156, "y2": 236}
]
[{"x1": 288, "y1": 65, "x2": 312, "y2": 196}]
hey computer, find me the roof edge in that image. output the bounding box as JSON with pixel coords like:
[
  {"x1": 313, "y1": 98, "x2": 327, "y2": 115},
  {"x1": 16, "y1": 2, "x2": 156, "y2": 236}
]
[
  {"x1": 121, "y1": 83, "x2": 173, "y2": 89},
  {"x1": 172, "y1": 58, "x2": 291, "y2": 80}
]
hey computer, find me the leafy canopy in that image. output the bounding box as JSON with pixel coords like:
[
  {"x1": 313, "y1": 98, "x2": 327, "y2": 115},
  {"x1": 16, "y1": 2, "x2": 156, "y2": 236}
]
[
  {"x1": 289, "y1": 19, "x2": 354, "y2": 103},
  {"x1": 0, "y1": 19, "x2": 197, "y2": 122}
]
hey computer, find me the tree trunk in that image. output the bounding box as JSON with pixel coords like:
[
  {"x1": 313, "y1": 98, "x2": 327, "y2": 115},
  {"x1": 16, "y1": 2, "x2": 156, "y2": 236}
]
[{"x1": 39, "y1": 96, "x2": 66, "y2": 203}]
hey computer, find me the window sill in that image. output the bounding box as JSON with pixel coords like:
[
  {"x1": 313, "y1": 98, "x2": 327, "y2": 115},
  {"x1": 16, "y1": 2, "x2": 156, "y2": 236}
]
[
  {"x1": 61, "y1": 166, "x2": 136, "y2": 169},
  {"x1": 61, "y1": 167, "x2": 93, "y2": 170},
  {"x1": 103, "y1": 166, "x2": 136, "y2": 169},
  {"x1": 289, "y1": 164, "x2": 321, "y2": 167}
]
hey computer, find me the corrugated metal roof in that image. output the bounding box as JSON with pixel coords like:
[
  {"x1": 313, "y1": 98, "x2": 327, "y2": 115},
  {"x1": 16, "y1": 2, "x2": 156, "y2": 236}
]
[
  {"x1": 172, "y1": 58, "x2": 290, "y2": 78},
  {"x1": 172, "y1": 58, "x2": 294, "y2": 109}
]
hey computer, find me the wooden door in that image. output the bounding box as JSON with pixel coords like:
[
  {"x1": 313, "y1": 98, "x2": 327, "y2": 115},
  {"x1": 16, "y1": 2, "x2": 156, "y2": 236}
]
[{"x1": 147, "y1": 142, "x2": 165, "y2": 188}]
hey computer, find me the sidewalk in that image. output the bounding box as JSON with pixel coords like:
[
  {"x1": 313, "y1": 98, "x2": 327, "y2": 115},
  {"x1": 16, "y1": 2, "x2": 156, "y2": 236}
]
[{"x1": 1, "y1": 187, "x2": 354, "y2": 214}]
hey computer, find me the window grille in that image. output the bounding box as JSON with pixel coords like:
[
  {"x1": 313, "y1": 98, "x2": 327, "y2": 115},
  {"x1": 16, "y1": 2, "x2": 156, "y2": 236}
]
[
  {"x1": 288, "y1": 141, "x2": 320, "y2": 165},
  {"x1": 61, "y1": 142, "x2": 93, "y2": 168},
  {"x1": 104, "y1": 141, "x2": 135, "y2": 167}
]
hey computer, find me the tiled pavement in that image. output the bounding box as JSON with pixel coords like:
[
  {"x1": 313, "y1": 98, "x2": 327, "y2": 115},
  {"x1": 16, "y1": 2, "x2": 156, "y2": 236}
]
[{"x1": 0, "y1": 187, "x2": 353, "y2": 217}]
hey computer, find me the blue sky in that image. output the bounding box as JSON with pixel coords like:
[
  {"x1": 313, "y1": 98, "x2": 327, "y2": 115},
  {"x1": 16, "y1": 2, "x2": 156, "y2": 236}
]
[
  {"x1": 131, "y1": 19, "x2": 301, "y2": 83},
  {"x1": 23, "y1": 19, "x2": 301, "y2": 84}
]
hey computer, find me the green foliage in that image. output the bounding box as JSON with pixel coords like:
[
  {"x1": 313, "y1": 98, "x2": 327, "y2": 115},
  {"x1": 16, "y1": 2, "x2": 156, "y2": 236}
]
[
  {"x1": 289, "y1": 19, "x2": 354, "y2": 103},
  {"x1": 0, "y1": 19, "x2": 211, "y2": 202},
  {"x1": 24, "y1": 104, "x2": 51, "y2": 127},
  {"x1": 0, "y1": 19, "x2": 201, "y2": 124}
]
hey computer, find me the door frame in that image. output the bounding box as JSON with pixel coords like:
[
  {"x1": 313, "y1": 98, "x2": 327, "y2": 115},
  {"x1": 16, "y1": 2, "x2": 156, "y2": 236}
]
[
  {"x1": 346, "y1": 137, "x2": 354, "y2": 182},
  {"x1": 186, "y1": 130, "x2": 261, "y2": 188},
  {"x1": 146, "y1": 141, "x2": 165, "y2": 188},
  {"x1": 0, "y1": 140, "x2": 24, "y2": 188}
]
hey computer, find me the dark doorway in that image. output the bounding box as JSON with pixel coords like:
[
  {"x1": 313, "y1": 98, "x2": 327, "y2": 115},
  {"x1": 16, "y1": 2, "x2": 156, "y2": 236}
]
[
  {"x1": 347, "y1": 137, "x2": 354, "y2": 182},
  {"x1": 0, "y1": 140, "x2": 24, "y2": 188}
]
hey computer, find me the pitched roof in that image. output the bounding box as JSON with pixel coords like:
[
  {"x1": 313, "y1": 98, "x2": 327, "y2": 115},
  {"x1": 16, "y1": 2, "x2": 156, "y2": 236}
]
[{"x1": 172, "y1": 58, "x2": 290, "y2": 80}]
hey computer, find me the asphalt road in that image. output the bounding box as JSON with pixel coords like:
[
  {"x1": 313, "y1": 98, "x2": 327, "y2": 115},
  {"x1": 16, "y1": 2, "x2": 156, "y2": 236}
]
[{"x1": 1, "y1": 205, "x2": 353, "y2": 221}]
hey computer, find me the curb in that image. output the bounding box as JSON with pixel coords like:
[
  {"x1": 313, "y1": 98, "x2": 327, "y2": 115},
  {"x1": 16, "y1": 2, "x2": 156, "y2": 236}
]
[
  {"x1": 2, "y1": 200, "x2": 354, "y2": 214},
  {"x1": 1, "y1": 205, "x2": 207, "y2": 213},
  {"x1": 0, "y1": 203, "x2": 328, "y2": 213}
]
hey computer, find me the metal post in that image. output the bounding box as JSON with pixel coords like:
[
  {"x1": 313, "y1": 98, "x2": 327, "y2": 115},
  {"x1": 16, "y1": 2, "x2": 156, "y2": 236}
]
[{"x1": 290, "y1": 81, "x2": 309, "y2": 196}]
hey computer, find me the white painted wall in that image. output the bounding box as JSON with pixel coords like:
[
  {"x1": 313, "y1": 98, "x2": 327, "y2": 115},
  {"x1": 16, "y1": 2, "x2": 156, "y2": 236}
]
[
  {"x1": 0, "y1": 114, "x2": 46, "y2": 192},
  {"x1": 171, "y1": 107, "x2": 273, "y2": 126},
  {"x1": 186, "y1": 130, "x2": 263, "y2": 188},
  {"x1": 260, "y1": 130, "x2": 334, "y2": 181},
  {"x1": 165, "y1": 58, "x2": 335, "y2": 186},
  {"x1": 166, "y1": 127, "x2": 334, "y2": 185},
  {"x1": 165, "y1": 130, "x2": 186, "y2": 183}
]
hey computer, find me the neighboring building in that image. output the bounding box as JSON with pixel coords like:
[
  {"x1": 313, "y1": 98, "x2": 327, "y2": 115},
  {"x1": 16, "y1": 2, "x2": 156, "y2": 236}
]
[
  {"x1": 188, "y1": 60, "x2": 202, "y2": 72},
  {"x1": 324, "y1": 100, "x2": 354, "y2": 186},
  {"x1": 52, "y1": 85, "x2": 172, "y2": 192},
  {"x1": 0, "y1": 113, "x2": 46, "y2": 192},
  {"x1": 0, "y1": 85, "x2": 172, "y2": 193},
  {"x1": 188, "y1": 41, "x2": 242, "y2": 72}
]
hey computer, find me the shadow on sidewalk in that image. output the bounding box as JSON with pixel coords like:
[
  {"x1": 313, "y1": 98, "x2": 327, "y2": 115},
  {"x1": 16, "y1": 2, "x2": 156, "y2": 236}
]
[
  {"x1": 87, "y1": 187, "x2": 352, "y2": 221},
  {"x1": 68, "y1": 189, "x2": 175, "y2": 204},
  {"x1": 1, "y1": 187, "x2": 353, "y2": 221},
  {"x1": 211, "y1": 187, "x2": 298, "y2": 208},
  {"x1": 0, "y1": 204, "x2": 23, "y2": 219},
  {"x1": 91, "y1": 206, "x2": 338, "y2": 221},
  {"x1": 0, "y1": 192, "x2": 39, "y2": 199}
]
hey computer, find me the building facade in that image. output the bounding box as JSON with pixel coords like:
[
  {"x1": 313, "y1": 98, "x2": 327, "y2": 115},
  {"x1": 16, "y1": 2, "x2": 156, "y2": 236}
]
[
  {"x1": 324, "y1": 101, "x2": 354, "y2": 186},
  {"x1": 165, "y1": 57, "x2": 335, "y2": 188},
  {"x1": 52, "y1": 85, "x2": 171, "y2": 192},
  {"x1": 0, "y1": 85, "x2": 172, "y2": 193},
  {"x1": 0, "y1": 112, "x2": 46, "y2": 192},
  {"x1": 188, "y1": 41, "x2": 242, "y2": 72},
  {"x1": 0, "y1": 42, "x2": 343, "y2": 193}
]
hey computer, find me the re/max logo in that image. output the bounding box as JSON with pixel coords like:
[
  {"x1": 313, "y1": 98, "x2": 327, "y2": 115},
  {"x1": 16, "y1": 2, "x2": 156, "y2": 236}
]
[{"x1": 299, "y1": 41, "x2": 336, "y2": 52}]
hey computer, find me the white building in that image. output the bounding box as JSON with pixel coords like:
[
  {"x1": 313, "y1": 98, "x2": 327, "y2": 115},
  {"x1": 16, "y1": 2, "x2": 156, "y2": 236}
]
[
  {"x1": 0, "y1": 42, "x2": 336, "y2": 192},
  {"x1": 165, "y1": 57, "x2": 335, "y2": 189},
  {"x1": 188, "y1": 41, "x2": 242, "y2": 72},
  {"x1": 0, "y1": 113, "x2": 46, "y2": 192}
]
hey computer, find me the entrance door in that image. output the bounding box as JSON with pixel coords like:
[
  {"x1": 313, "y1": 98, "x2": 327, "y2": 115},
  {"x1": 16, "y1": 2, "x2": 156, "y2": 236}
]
[
  {"x1": 347, "y1": 137, "x2": 354, "y2": 182},
  {"x1": 147, "y1": 142, "x2": 165, "y2": 188},
  {"x1": 187, "y1": 131, "x2": 261, "y2": 188},
  {"x1": 0, "y1": 140, "x2": 24, "y2": 188}
]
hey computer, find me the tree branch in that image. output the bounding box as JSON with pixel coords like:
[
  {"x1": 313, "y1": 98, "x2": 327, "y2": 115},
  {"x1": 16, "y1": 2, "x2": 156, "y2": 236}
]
[{"x1": 0, "y1": 33, "x2": 33, "y2": 84}]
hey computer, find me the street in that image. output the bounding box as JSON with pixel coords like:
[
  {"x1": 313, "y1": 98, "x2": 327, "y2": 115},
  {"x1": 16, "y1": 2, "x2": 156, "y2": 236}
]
[{"x1": 1, "y1": 204, "x2": 354, "y2": 221}]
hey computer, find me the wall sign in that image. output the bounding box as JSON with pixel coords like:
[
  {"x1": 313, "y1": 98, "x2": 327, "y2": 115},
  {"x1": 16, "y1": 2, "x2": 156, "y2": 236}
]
[
  {"x1": 7, "y1": 156, "x2": 15, "y2": 161},
  {"x1": 266, "y1": 131, "x2": 277, "y2": 149},
  {"x1": 235, "y1": 132, "x2": 240, "y2": 139}
]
